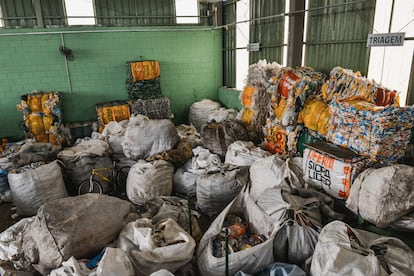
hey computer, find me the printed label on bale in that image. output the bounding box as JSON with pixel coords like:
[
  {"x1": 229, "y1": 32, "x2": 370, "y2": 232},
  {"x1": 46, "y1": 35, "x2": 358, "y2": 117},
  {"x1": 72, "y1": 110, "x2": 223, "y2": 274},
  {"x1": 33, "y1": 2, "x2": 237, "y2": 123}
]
[{"x1": 303, "y1": 148, "x2": 352, "y2": 199}]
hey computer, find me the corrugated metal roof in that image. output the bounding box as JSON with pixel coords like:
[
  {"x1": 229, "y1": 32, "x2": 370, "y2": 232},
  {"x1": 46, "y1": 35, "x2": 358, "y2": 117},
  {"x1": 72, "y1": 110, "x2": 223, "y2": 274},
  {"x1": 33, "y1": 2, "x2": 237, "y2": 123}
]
[
  {"x1": 249, "y1": 0, "x2": 285, "y2": 64},
  {"x1": 304, "y1": 0, "x2": 376, "y2": 75}
]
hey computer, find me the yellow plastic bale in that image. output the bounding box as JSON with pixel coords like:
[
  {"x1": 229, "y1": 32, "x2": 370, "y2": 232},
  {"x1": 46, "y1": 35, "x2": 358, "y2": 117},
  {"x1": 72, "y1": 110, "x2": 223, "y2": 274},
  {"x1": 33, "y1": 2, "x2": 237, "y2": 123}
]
[
  {"x1": 130, "y1": 60, "x2": 160, "y2": 81},
  {"x1": 35, "y1": 134, "x2": 49, "y2": 143},
  {"x1": 273, "y1": 98, "x2": 287, "y2": 120},
  {"x1": 28, "y1": 95, "x2": 42, "y2": 113},
  {"x1": 97, "y1": 104, "x2": 131, "y2": 132},
  {"x1": 241, "y1": 86, "x2": 256, "y2": 108},
  {"x1": 43, "y1": 113, "x2": 53, "y2": 131},
  {"x1": 298, "y1": 98, "x2": 330, "y2": 136},
  {"x1": 241, "y1": 108, "x2": 254, "y2": 125},
  {"x1": 26, "y1": 114, "x2": 45, "y2": 135}
]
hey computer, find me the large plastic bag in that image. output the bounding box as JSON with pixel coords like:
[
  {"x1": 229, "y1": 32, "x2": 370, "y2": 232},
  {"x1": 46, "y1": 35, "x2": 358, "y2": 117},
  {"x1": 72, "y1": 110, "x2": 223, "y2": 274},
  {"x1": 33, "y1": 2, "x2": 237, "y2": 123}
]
[
  {"x1": 176, "y1": 124, "x2": 202, "y2": 148},
  {"x1": 100, "y1": 120, "x2": 129, "y2": 154},
  {"x1": 207, "y1": 107, "x2": 237, "y2": 123},
  {"x1": 10, "y1": 142, "x2": 61, "y2": 168},
  {"x1": 173, "y1": 160, "x2": 200, "y2": 195},
  {"x1": 191, "y1": 146, "x2": 221, "y2": 169},
  {"x1": 225, "y1": 141, "x2": 271, "y2": 166},
  {"x1": 346, "y1": 164, "x2": 414, "y2": 227},
  {"x1": 249, "y1": 155, "x2": 304, "y2": 201},
  {"x1": 310, "y1": 220, "x2": 414, "y2": 276},
  {"x1": 57, "y1": 139, "x2": 112, "y2": 194},
  {"x1": 303, "y1": 147, "x2": 370, "y2": 199},
  {"x1": 49, "y1": 257, "x2": 90, "y2": 276},
  {"x1": 188, "y1": 99, "x2": 221, "y2": 130},
  {"x1": 139, "y1": 196, "x2": 203, "y2": 242},
  {"x1": 0, "y1": 218, "x2": 34, "y2": 272},
  {"x1": 94, "y1": 247, "x2": 134, "y2": 276},
  {"x1": 117, "y1": 218, "x2": 196, "y2": 276},
  {"x1": 122, "y1": 115, "x2": 179, "y2": 160},
  {"x1": 22, "y1": 194, "x2": 135, "y2": 275},
  {"x1": 8, "y1": 161, "x2": 68, "y2": 216},
  {"x1": 126, "y1": 160, "x2": 174, "y2": 205},
  {"x1": 201, "y1": 120, "x2": 248, "y2": 157},
  {"x1": 235, "y1": 262, "x2": 306, "y2": 276},
  {"x1": 196, "y1": 165, "x2": 249, "y2": 217},
  {"x1": 197, "y1": 189, "x2": 281, "y2": 275}
]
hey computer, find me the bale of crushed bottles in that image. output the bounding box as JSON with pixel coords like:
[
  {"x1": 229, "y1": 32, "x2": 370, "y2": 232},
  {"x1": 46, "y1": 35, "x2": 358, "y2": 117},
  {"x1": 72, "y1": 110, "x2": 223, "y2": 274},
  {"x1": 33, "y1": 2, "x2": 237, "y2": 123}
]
[
  {"x1": 18, "y1": 91, "x2": 63, "y2": 144},
  {"x1": 327, "y1": 100, "x2": 414, "y2": 163},
  {"x1": 321, "y1": 66, "x2": 399, "y2": 106},
  {"x1": 129, "y1": 96, "x2": 173, "y2": 119},
  {"x1": 96, "y1": 101, "x2": 131, "y2": 132},
  {"x1": 127, "y1": 60, "x2": 162, "y2": 99}
]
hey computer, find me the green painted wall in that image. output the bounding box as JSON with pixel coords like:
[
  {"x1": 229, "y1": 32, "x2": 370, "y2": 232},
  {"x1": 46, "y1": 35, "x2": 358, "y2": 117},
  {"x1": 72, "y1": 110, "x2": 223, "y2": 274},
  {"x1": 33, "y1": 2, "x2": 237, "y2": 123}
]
[
  {"x1": 218, "y1": 87, "x2": 242, "y2": 111},
  {"x1": 0, "y1": 26, "x2": 222, "y2": 140}
]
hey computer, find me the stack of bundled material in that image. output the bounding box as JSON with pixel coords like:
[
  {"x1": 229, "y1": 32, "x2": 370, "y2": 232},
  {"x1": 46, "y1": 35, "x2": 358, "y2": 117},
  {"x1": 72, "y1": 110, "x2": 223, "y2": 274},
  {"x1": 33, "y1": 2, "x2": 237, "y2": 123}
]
[
  {"x1": 327, "y1": 100, "x2": 414, "y2": 163},
  {"x1": 297, "y1": 96, "x2": 330, "y2": 137},
  {"x1": 263, "y1": 67, "x2": 326, "y2": 157},
  {"x1": 127, "y1": 60, "x2": 162, "y2": 99},
  {"x1": 18, "y1": 91, "x2": 63, "y2": 144},
  {"x1": 129, "y1": 96, "x2": 173, "y2": 119},
  {"x1": 322, "y1": 66, "x2": 399, "y2": 106},
  {"x1": 239, "y1": 60, "x2": 281, "y2": 141},
  {"x1": 96, "y1": 101, "x2": 131, "y2": 132}
]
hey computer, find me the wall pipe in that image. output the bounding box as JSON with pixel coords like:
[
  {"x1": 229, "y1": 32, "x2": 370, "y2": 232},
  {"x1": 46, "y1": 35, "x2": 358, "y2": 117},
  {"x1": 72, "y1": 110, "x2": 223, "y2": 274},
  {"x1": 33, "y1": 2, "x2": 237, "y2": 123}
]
[{"x1": 60, "y1": 33, "x2": 73, "y2": 94}]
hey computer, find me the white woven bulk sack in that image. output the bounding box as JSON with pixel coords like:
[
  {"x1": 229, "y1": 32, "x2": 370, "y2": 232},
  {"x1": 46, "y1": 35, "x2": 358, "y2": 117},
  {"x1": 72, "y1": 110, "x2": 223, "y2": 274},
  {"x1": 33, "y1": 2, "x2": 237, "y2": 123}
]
[
  {"x1": 197, "y1": 189, "x2": 281, "y2": 275},
  {"x1": 249, "y1": 155, "x2": 304, "y2": 201},
  {"x1": 95, "y1": 247, "x2": 134, "y2": 276},
  {"x1": 207, "y1": 107, "x2": 237, "y2": 123},
  {"x1": 122, "y1": 116, "x2": 179, "y2": 160},
  {"x1": 0, "y1": 217, "x2": 34, "y2": 272},
  {"x1": 176, "y1": 124, "x2": 202, "y2": 148},
  {"x1": 225, "y1": 141, "x2": 271, "y2": 166},
  {"x1": 101, "y1": 120, "x2": 129, "y2": 153},
  {"x1": 173, "y1": 160, "x2": 204, "y2": 195},
  {"x1": 188, "y1": 99, "x2": 221, "y2": 130},
  {"x1": 191, "y1": 146, "x2": 221, "y2": 169},
  {"x1": 310, "y1": 221, "x2": 414, "y2": 276},
  {"x1": 126, "y1": 160, "x2": 174, "y2": 204},
  {"x1": 346, "y1": 164, "x2": 414, "y2": 227},
  {"x1": 22, "y1": 194, "x2": 134, "y2": 275},
  {"x1": 49, "y1": 257, "x2": 90, "y2": 276},
  {"x1": 196, "y1": 165, "x2": 249, "y2": 217},
  {"x1": 117, "y1": 218, "x2": 196, "y2": 276},
  {"x1": 8, "y1": 161, "x2": 68, "y2": 216}
]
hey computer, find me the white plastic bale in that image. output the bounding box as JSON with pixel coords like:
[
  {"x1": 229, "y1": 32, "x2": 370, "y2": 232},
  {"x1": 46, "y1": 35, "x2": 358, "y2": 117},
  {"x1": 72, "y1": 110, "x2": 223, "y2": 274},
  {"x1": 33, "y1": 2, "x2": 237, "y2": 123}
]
[
  {"x1": 8, "y1": 161, "x2": 68, "y2": 216},
  {"x1": 310, "y1": 221, "x2": 414, "y2": 276},
  {"x1": 196, "y1": 189, "x2": 281, "y2": 276},
  {"x1": 207, "y1": 107, "x2": 237, "y2": 123},
  {"x1": 249, "y1": 155, "x2": 304, "y2": 201},
  {"x1": 126, "y1": 160, "x2": 174, "y2": 205},
  {"x1": 196, "y1": 165, "x2": 249, "y2": 217},
  {"x1": 117, "y1": 218, "x2": 196, "y2": 276},
  {"x1": 94, "y1": 247, "x2": 134, "y2": 276},
  {"x1": 224, "y1": 140, "x2": 271, "y2": 166},
  {"x1": 346, "y1": 164, "x2": 414, "y2": 227},
  {"x1": 122, "y1": 118, "x2": 179, "y2": 160}
]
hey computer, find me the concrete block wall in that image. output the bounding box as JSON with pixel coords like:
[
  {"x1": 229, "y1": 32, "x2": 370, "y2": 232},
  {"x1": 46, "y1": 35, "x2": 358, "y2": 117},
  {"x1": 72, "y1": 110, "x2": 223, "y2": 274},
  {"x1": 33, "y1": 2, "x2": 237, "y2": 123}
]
[{"x1": 0, "y1": 27, "x2": 222, "y2": 140}]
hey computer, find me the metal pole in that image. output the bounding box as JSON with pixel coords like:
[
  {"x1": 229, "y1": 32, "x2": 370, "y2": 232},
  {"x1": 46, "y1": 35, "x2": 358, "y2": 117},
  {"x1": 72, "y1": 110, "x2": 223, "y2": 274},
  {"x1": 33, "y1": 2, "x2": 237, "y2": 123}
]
[{"x1": 60, "y1": 33, "x2": 73, "y2": 93}]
